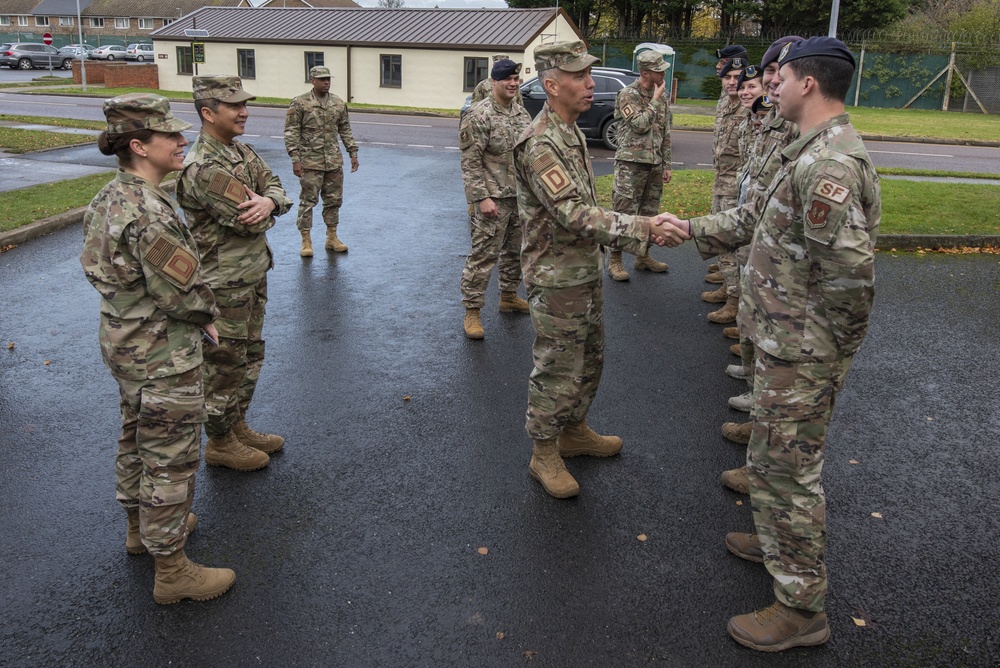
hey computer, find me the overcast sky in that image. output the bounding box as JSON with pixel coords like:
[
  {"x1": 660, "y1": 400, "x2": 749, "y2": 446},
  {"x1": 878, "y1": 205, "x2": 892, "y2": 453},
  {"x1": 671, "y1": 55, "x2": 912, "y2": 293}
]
[{"x1": 353, "y1": 0, "x2": 510, "y2": 7}]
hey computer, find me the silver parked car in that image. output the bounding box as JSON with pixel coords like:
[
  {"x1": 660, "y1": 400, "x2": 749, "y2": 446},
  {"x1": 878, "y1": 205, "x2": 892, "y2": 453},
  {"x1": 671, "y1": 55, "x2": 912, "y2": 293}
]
[
  {"x1": 57, "y1": 44, "x2": 96, "y2": 69},
  {"x1": 90, "y1": 44, "x2": 127, "y2": 61},
  {"x1": 0, "y1": 43, "x2": 63, "y2": 70},
  {"x1": 124, "y1": 43, "x2": 154, "y2": 61}
]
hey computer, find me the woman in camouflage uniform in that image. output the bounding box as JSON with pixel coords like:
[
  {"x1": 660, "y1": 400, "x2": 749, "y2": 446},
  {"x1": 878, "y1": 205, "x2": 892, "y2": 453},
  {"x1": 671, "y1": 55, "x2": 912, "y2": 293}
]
[{"x1": 80, "y1": 93, "x2": 235, "y2": 604}]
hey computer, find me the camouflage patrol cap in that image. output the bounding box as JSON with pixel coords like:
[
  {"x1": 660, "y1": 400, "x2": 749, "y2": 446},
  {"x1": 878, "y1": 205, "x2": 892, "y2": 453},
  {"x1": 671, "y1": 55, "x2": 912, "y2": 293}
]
[
  {"x1": 534, "y1": 40, "x2": 600, "y2": 73},
  {"x1": 103, "y1": 93, "x2": 192, "y2": 135},
  {"x1": 310, "y1": 66, "x2": 332, "y2": 79},
  {"x1": 491, "y1": 53, "x2": 510, "y2": 63},
  {"x1": 636, "y1": 50, "x2": 670, "y2": 73},
  {"x1": 192, "y1": 75, "x2": 256, "y2": 103}
]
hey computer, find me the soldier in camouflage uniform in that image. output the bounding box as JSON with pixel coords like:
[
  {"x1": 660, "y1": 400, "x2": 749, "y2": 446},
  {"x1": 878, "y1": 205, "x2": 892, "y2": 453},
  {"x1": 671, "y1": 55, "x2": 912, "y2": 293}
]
[
  {"x1": 177, "y1": 75, "x2": 293, "y2": 473},
  {"x1": 513, "y1": 41, "x2": 676, "y2": 499},
  {"x1": 459, "y1": 58, "x2": 532, "y2": 339},
  {"x1": 81, "y1": 93, "x2": 235, "y2": 604},
  {"x1": 702, "y1": 56, "x2": 747, "y2": 325},
  {"x1": 607, "y1": 50, "x2": 672, "y2": 282},
  {"x1": 284, "y1": 65, "x2": 359, "y2": 257},
  {"x1": 470, "y1": 53, "x2": 524, "y2": 108},
  {"x1": 663, "y1": 37, "x2": 880, "y2": 651}
]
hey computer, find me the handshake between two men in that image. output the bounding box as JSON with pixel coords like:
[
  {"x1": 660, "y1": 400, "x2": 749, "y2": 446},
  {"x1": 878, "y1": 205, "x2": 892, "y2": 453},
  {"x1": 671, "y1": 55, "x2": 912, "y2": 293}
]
[{"x1": 648, "y1": 213, "x2": 692, "y2": 247}]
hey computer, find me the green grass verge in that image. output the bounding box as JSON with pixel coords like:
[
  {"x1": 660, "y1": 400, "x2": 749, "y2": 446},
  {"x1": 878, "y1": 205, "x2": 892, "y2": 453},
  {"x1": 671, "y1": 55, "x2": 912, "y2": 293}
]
[
  {"x1": 846, "y1": 106, "x2": 1000, "y2": 142},
  {"x1": 0, "y1": 127, "x2": 97, "y2": 153},
  {"x1": 878, "y1": 167, "x2": 1000, "y2": 179},
  {"x1": 0, "y1": 114, "x2": 106, "y2": 130},
  {"x1": 673, "y1": 114, "x2": 715, "y2": 129},
  {"x1": 0, "y1": 77, "x2": 74, "y2": 89},
  {"x1": 595, "y1": 170, "x2": 1000, "y2": 236},
  {"x1": 0, "y1": 171, "x2": 113, "y2": 232}
]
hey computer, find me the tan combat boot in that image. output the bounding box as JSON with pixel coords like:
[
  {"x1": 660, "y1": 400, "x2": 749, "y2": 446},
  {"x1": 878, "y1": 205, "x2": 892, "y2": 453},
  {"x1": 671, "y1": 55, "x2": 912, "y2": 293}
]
[
  {"x1": 205, "y1": 430, "x2": 269, "y2": 471},
  {"x1": 152, "y1": 550, "x2": 236, "y2": 605},
  {"x1": 557, "y1": 420, "x2": 622, "y2": 457},
  {"x1": 721, "y1": 465, "x2": 749, "y2": 495},
  {"x1": 299, "y1": 230, "x2": 313, "y2": 257},
  {"x1": 725, "y1": 532, "x2": 764, "y2": 562},
  {"x1": 127, "y1": 510, "x2": 198, "y2": 555},
  {"x1": 723, "y1": 326, "x2": 740, "y2": 340},
  {"x1": 634, "y1": 254, "x2": 668, "y2": 273},
  {"x1": 233, "y1": 417, "x2": 284, "y2": 454},
  {"x1": 704, "y1": 271, "x2": 725, "y2": 284},
  {"x1": 727, "y1": 601, "x2": 830, "y2": 652},
  {"x1": 701, "y1": 286, "x2": 727, "y2": 303},
  {"x1": 708, "y1": 295, "x2": 738, "y2": 323},
  {"x1": 722, "y1": 421, "x2": 753, "y2": 445},
  {"x1": 730, "y1": 343, "x2": 742, "y2": 356},
  {"x1": 608, "y1": 250, "x2": 629, "y2": 282},
  {"x1": 499, "y1": 292, "x2": 530, "y2": 313},
  {"x1": 708, "y1": 263, "x2": 720, "y2": 272},
  {"x1": 325, "y1": 226, "x2": 348, "y2": 252},
  {"x1": 463, "y1": 308, "x2": 484, "y2": 339},
  {"x1": 529, "y1": 439, "x2": 580, "y2": 498}
]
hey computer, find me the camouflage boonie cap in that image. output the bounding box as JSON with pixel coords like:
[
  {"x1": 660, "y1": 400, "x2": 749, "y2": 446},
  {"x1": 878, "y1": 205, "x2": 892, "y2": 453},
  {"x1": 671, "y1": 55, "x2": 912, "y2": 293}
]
[
  {"x1": 310, "y1": 66, "x2": 332, "y2": 79},
  {"x1": 636, "y1": 50, "x2": 670, "y2": 72},
  {"x1": 103, "y1": 93, "x2": 192, "y2": 135},
  {"x1": 534, "y1": 40, "x2": 600, "y2": 73},
  {"x1": 192, "y1": 75, "x2": 256, "y2": 103}
]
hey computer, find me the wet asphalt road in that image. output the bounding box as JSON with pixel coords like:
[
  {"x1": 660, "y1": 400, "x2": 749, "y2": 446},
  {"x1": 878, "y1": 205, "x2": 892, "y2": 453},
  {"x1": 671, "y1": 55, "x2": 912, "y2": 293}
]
[{"x1": 1, "y1": 142, "x2": 999, "y2": 667}]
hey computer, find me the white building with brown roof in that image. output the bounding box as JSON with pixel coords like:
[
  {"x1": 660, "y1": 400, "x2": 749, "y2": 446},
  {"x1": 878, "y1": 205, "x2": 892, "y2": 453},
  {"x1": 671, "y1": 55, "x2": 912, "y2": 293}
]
[{"x1": 150, "y1": 6, "x2": 584, "y2": 109}]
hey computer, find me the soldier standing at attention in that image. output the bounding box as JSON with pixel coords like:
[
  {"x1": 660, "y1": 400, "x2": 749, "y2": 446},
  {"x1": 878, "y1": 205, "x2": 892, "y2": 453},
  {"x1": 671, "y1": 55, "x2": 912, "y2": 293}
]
[
  {"x1": 81, "y1": 93, "x2": 235, "y2": 604},
  {"x1": 284, "y1": 65, "x2": 359, "y2": 257},
  {"x1": 459, "y1": 58, "x2": 532, "y2": 339},
  {"x1": 662, "y1": 37, "x2": 880, "y2": 651},
  {"x1": 513, "y1": 41, "x2": 679, "y2": 499},
  {"x1": 607, "y1": 50, "x2": 672, "y2": 282},
  {"x1": 470, "y1": 53, "x2": 524, "y2": 107},
  {"x1": 177, "y1": 75, "x2": 293, "y2": 472},
  {"x1": 702, "y1": 55, "x2": 747, "y2": 325}
]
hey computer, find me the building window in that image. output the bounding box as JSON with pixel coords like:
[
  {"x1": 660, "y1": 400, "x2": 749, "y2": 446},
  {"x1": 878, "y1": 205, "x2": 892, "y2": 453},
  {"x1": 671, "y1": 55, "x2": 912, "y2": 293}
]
[
  {"x1": 380, "y1": 54, "x2": 401, "y2": 88},
  {"x1": 464, "y1": 57, "x2": 488, "y2": 92},
  {"x1": 115, "y1": 17, "x2": 130, "y2": 29},
  {"x1": 304, "y1": 52, "x2": 324, "y2": 81},
  {"x1": 59, "y1": 16, "x2": 73, "y2": 26},
  {"x1": 90, "y1": 17, "x2": 104, "y2": 28},
  {"x1": 0, "y1": 17, "x2": 10, "y2": 26},
  {"x1": 163, "y1": 18, "x2": 174, "y2": 26},
  {"x1": 238, "y1": 49, "x2": 256, "y2": 80},
  {"x1": 18, "y1": 16, "x2": 29, "y2": 26},
  {"x1": 138, "y1": 18, "x2": 153, "y2": 29},
  {"x1": 35, "y1": 16, "x2": 50, "y2": 26},
  {"x1": 177, "y1": 45, "x2": 193, "y2": 76}
]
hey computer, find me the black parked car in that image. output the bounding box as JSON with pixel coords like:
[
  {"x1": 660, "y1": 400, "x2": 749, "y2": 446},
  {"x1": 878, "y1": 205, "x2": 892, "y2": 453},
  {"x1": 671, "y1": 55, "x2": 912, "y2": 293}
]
[{"x1": 519, "y1": 67, "x2": 639, "y2": 150}]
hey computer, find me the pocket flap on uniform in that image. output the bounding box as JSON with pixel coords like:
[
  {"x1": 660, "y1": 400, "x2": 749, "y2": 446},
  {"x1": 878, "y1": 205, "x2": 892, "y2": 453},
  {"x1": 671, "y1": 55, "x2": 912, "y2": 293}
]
[
  {"x1": 139, "y1": 385, "x2": 207, "y2": 424},
  {"x1": 149, "y1": 478, "x2": 189, "y2": 507}
]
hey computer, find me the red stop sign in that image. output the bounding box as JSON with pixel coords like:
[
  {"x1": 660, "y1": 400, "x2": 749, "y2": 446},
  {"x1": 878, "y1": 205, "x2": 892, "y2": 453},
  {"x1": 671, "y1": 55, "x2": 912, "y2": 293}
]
[{"x1": 43, "y1": 33, "x2": 52, "y2": 45}]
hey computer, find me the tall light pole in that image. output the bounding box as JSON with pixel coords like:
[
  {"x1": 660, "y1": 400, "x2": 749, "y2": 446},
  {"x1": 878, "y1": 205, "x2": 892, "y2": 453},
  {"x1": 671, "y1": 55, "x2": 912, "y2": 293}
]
[
  {"x1": 828, "y1": 0, "x2": 840, "y2": 37},
  {"x1": 75, "y1": 0, "x2": 87, "y2": 91}
]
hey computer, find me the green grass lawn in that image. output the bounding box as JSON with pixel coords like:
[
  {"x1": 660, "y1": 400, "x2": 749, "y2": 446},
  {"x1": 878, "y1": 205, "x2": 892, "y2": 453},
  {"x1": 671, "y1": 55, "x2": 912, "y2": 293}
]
[
  {"x1": 0, "y1": 172, "x2": 113, "y2": 233},
  {"x1": 595, "y1": 170, "x2": 1000, "y2": 236},
  {"x1": 0, "y1": 127, "x2": 97, "y2": 153}
]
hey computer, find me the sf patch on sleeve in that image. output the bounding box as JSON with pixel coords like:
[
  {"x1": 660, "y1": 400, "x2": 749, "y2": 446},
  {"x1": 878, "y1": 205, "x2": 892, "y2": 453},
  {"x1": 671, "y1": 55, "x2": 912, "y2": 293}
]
[
  {"x1": 146, "y1": 235, "x2": 199, "y2": 288},
  {"x1": 805, "y1": 175, "x2": 853, "y2": 244},
  {"x1": 530, "y1": 151, "x2": 573, "y2": 200}
]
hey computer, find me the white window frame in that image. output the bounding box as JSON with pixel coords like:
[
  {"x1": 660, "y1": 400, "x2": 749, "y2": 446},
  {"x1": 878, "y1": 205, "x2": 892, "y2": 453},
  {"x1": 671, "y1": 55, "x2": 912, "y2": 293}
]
[
  {"x1": 0, "y1": 17, "x2": 10, "y2": 26},
  {"x1": 35, "y1": 16, "x2": 50, "y2": 27},
  {"x1": 114, "y1": 17, "x2": 130, "y2": 29},
  {"x1": 18, "y1": 15, "x2": 29, "y2": 26},
  {"x1": 163, "y1": 18, "x2": 175, "y2": 25},
  {"x1": 59, "y1": 16, "x2": 73, "y2": 26},
  {"x1": 90, "y1": 17, "x2": 104, "y2": 28},
  {"x1": 138, "y1": 18, "x2": 154, "y2": 29}
]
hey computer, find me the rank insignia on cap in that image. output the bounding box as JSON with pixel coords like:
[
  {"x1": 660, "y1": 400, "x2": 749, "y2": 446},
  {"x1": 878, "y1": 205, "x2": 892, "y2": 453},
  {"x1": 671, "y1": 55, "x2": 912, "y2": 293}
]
[
  {"x1": 147, "y1": 236, "x2": 198, "y2": 286},
  {"x1": 807, "y1": 200, "x2": 831, "y2": 228},
  {"x1": 814, "y1": 178, "x2": 851, "y2": 204},
  {"x1": 208, "y1": 171, "x2": 248, "y2": 204},
  {"x1": 778, "y1": 43, "x2": 792, "y2": 63},
  {"x1": 731, "y1": 58, "x2": 744, "y2": 68},
  {"x1": 531, "y1": 153, "x2": 572, "y2": 198}
]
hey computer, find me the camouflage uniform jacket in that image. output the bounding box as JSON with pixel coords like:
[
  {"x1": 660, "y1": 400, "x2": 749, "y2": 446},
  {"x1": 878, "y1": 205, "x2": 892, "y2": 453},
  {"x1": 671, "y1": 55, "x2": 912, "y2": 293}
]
[
  {"x1": 470, "y1": 77, "x2": 524, "y2": 107},
  {"x1": 691, "y1": 114, "x2": 881, "y2": 362},
  {"x1": 81, "y1": 171, "x2": 218, "y2": 381},
  {"x1": 712, "y1": 96, "x2": 743, "y2": 197},
  {"x1": 284, "y1": 90, "x2": 357, "y2": 171},
  {"x1": 743, "y1": 108, "x2": 799, "y2": 215},
  {"x1": 613, "y1": 79, "x2": 671, "y2": 165},
  {"x1": 459, "y1": 95, "x2": 530, "y2": 203},
  {"x1": 177, "y1": 131, "x2": 293, "y2": 288},
  {"x1": 737, "y1": 109, "x2": 762, "y2": 175},
  {"x1": 514, "y1": 103, "x2": 651, "y2": 289}
]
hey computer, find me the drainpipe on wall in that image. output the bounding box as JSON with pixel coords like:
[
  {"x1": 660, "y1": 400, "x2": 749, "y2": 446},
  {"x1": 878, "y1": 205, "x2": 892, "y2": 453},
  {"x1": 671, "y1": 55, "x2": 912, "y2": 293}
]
[{"x1": 346, "y1": 45, "x2": 352, "y2": 102}]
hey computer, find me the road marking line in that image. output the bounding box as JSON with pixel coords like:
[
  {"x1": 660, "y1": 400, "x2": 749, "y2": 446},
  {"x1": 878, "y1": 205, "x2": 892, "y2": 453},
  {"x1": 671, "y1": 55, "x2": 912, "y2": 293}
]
[
  {"x1": 370, "y1": 141, "x2": 397, "y2": 146},
  {"x1": 407, "y1": 144, "x2": 433, "y2": 148},
  {"x1": 354, "y1": 121, "x2": 432, "y2": 128},
  {"x1": 696, "y1": 163, "x2": 713, "y2": 167},
  {"x1": 868, "y1": 150, "x2": 953, "y2": 157}
]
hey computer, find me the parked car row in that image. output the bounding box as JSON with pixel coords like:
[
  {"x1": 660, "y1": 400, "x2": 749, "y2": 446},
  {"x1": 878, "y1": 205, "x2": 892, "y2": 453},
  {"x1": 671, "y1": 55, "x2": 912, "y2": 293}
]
[{"x1": 0, "y1": 42, "x2": 153, "y2": 69}]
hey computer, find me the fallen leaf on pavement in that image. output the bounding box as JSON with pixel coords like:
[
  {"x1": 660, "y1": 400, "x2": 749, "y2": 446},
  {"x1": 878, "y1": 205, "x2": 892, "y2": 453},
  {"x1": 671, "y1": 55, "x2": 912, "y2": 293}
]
[
  {"x1": 736, "y1": 500, "x2": 743, "y2": 506},
  {"x1": 495, "y1": 631, "x2": 505, "y2": 640},
  {"x1": 477, "y1": 547, "x2": 488, "y2": 555},
  {"x1": 6, "y1": 342, "x2": 13, "y2": 350},
  {"x1": 44, "y1": 360, "x2": 51, "y2": 365},
  {"x1": 523, "y1": 650, "x2": 538, "y2": 660},
  {"x1": 852, "y1": 616, "x2": 867, "y2": 627},
  {"x1": 849, "y1": 459, "x2": 859, "y2": 465},
  {"x1": 403, "y1": 395, "x2": 411, "y2": 402},
  {"x1": 871, "y1": 512, "x2": 883, "y2": 519},
  {"x1": 637, "y1": 534, "x2": 647, "y2": 542}
]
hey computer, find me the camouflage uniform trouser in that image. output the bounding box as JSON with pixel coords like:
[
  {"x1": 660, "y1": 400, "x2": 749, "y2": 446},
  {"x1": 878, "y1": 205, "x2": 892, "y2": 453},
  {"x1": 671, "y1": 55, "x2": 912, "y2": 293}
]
[
  {"x1": 460, "y1": 197, "x2": 522, "y2": 309},
  {"x1": 525, "y1": 281, "x2": 604, "y2": 441},
  {"x1": 612, "y1": 161, "x2": 663, "y2": 262},
  {"x1": 204, "y1": 279, "x2": 267, "y2": 439},
  {"x1": 747, "y1": 345, "x2": 853, "y2": 612},
  {"x1": 296, "y1": 168, "x2": 343, "y2": 231},
  {"x1": 114, "y1": 367, "x2": 204, "y2": 557},
  {"x1": 711, "y1": 195, "x2": 739, "y2": 296}
]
